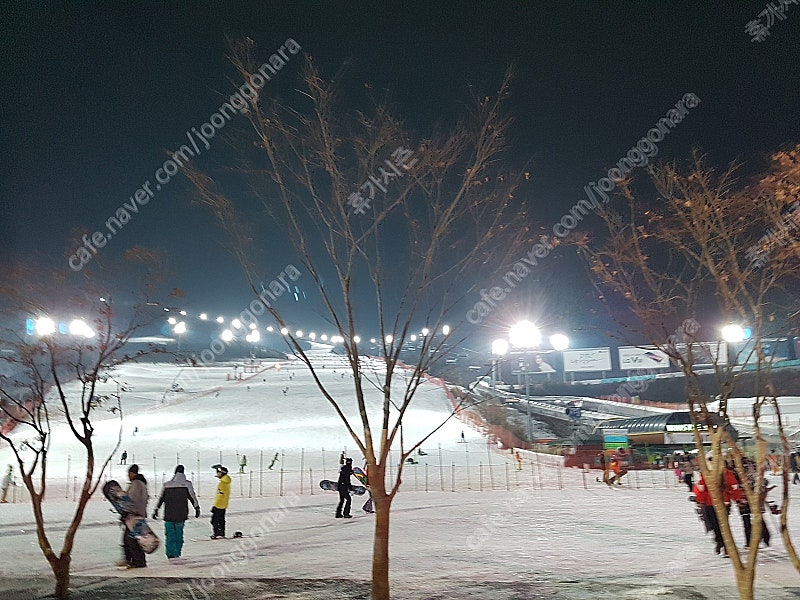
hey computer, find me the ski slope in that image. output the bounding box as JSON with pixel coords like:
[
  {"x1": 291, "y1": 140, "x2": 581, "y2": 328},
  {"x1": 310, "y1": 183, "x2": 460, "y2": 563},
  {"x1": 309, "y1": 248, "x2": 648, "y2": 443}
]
[{"x1": 0, "y1": 350, "x2": 482, "y2": 492}]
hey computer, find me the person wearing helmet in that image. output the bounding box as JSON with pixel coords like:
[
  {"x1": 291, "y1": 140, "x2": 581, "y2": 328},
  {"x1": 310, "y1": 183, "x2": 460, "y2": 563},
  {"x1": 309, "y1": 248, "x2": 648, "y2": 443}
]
[{"x1": 210, "y1": 465, "x2": 231, "y2": 539}]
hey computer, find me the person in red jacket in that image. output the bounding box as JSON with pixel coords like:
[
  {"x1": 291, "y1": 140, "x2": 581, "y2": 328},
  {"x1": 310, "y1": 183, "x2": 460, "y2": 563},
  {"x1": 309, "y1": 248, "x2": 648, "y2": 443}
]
[{"x1": 693, "y1": 466, "x2": 727, "y2": 556}]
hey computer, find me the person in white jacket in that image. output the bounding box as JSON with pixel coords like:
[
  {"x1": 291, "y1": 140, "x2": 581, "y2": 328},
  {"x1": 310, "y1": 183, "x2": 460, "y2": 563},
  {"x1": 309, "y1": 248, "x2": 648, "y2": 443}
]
[{"x1": 122, "y1": 464, "x2": 148, "y2": 568}]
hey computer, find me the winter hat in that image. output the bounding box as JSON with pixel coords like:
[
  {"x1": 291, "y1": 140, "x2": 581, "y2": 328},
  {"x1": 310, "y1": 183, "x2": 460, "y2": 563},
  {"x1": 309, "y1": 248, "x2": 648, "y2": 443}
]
[
  {"x1": 345, "y1": 457, "x2": 353, "y2": 464},
  {"x1": 128, "y1": 464, "x2": 139, "y2": 474},
  {"x1": 175, "y1": 465, "x2": 185, "y2": 474},
  {"x1": 216, "y1": 465, "x2": 228, "y2": 475}
]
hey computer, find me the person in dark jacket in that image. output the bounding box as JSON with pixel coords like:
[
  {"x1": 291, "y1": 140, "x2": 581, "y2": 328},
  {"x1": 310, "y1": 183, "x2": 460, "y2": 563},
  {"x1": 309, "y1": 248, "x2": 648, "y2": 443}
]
[
  {"x1": 153, "y1": 465, "x2": 200, "y2": 560},
  {"x1": 336, "y1": 457, "x2": 355, "y2": 518},
  {"x1": 122, "y1": 464, "x2": 148, "y2": 568}
]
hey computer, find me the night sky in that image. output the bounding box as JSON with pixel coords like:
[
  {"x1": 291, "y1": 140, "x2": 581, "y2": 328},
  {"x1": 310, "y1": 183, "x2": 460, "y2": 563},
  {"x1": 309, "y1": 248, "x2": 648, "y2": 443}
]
[{"x1": 2, "y1": 1, "x2": 799, "y2": 342}]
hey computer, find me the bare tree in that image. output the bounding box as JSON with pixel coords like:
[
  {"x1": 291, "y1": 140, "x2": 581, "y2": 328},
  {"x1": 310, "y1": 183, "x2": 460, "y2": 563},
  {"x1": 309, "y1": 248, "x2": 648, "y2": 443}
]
[
  {"x1": 581, "y1": 147, "x2": 800, "y2": 599},
  {"x1": 187, "y1": 43, "x2": 531, "y2": 599},
  {"x1": 0, "y1": 252, "x2": 167, "y2": 598}
]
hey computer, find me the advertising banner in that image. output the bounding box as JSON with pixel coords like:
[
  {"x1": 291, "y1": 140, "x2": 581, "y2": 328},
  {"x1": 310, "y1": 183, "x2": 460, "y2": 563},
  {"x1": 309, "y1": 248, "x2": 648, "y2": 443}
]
[
  {"x1": 563, "y1": 348, "x2": 612, "y2": 373},
  {"x1": 618, "y1": 346, "x2": 671, "y2": 370}
]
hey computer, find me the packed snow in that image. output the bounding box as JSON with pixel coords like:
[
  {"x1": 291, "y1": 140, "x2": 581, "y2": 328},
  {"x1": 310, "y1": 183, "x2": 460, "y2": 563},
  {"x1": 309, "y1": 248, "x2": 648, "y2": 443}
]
[{"x1": 2, "y1": 351, "x2": 800, "y2": 599}]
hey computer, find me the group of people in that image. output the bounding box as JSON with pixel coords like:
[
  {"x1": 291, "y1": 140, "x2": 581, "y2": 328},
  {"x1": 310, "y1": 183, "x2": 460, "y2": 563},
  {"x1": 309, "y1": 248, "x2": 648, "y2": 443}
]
[
  {"x1": 116, "y1": 462, "x2": 231, "y2": 568},
  {"x1": 691, "y1": 452, "x2": 774, "y2": 558}
]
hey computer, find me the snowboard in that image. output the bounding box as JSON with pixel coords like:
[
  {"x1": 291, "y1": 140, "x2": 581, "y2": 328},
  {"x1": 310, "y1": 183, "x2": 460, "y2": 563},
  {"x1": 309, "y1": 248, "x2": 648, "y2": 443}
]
[
  {"x1": 352, "y1": 466, "x2": 368, "y2": 487},
  {"x1": 319, "y1": 479, "x2": 367, "y2": 495},
  {"x1": 103, "y1": 480, "x2": 160, "y2": 554}
]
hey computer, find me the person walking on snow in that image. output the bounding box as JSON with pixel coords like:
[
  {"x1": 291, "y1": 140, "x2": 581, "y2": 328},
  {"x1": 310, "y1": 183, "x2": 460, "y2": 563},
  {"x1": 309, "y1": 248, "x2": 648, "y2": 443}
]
[
  {"x1": 336, "y1": 457, "x2": 355, "y2": 518},
  {"x1": 1, "y1": 465, "x2": 15, "y2": 503},
  {"x1": 152, "y1": 465, "x2": 200, "y2": 560},
  {"x1": 121, "y1": 465, "x2": 148, "y2": 568},
  {"x1": 239, "y1": 455, "x2": 247, "y2": 474},
  {"x1": 210, "y1": 465, "x2": 231, "y2": 538},
  {"x1": 361, "y1": 462, "x2": 374, "y2": 514}
]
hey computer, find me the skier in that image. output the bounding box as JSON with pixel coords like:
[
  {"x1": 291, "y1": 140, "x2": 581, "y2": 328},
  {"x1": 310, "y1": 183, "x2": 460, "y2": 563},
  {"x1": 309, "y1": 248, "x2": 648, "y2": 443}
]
[
  {"x1": 152, "y1": 465, "x2": 201, "y2": 561},
  {"x1": 119, "y1": 450, "x2": 128, "y2": 465},
  {"x1": 268, "y1": 452, "x2": 279, "y2": 470},
  {"x1": 239, "y1": 455, "x2": 247, "y2": 474},
  {"x1": 335, "y1": 457, "x2": 355, "y2": 518},
  {"x1": 210, "y1": 465, "x2": 231, "y2": 538},
  {"x1": 120, "y1": 465, "x2": 148, "y2": 568},
  {"x1": 1, "y1": 465, "x2": 14, "y2": 503}
]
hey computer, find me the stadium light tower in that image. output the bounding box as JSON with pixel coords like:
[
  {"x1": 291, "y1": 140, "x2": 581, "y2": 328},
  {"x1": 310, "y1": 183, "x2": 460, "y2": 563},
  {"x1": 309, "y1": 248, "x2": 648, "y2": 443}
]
[
  {"x1": 509, "y1": 320, "x2": 541, "y2": 442},
  {"x1": 35, "y1": 317, "x2": 56, "y2": 336}
]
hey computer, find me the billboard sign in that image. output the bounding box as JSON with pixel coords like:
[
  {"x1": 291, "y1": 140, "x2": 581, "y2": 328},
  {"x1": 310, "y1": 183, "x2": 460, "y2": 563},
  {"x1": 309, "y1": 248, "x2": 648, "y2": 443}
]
[
  {"x1": 674, "y1": 341, "x2": 728, "y2": 366},
  {"x1": 603, "y1": 428, "x2": 629, "y2": 450},
  {"x1": 563, "y1": 347, "x2": 612, "y2": 373},
  {"x1": 618, "y1": 346, "x2": 671, "y2": 370}
]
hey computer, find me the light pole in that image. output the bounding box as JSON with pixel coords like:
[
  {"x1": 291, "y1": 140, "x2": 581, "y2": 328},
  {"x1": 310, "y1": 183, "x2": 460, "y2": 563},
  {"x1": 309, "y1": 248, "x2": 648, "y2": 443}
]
[
  {"x1": 549, "y1": 333, "x2": 570, "y2": 383},
  {"x1": 509, "y1": 320, "x2": 542, "y2": 443},
  {"x1": 173, "y1": 321, "x2": 186, "y2": 351}
]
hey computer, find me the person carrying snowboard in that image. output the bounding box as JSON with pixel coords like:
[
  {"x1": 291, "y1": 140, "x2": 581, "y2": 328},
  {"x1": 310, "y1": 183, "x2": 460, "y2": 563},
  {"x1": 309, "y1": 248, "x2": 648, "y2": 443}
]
[
  {"x1": 608, "y1": 455, "x2": 623, "y2": 485},
  {"x1": 336, "y1": 457, "x2": 355, "y2": 518},
  {"x1": 121, "y1": 465, "x2": 148, "y2": 568},
  {"x1": 210, "y1": 465, "x2": 231, "y2": 538},
  {"x1": 152, "y1": 465, "x2": 200, "y2": 560},
  {"x1": 361, "y1": 462, "x2": 374, "y2": 514}
]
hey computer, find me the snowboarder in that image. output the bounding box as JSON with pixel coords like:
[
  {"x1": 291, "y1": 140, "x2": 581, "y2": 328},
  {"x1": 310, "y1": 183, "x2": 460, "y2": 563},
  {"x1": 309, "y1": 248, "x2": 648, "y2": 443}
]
[
  {"x1": 119, "y1": 450, "x2": 128, "y2": 465},
  {"x1": 268, "y1": 452, "x2": 279, "y2": 470},
  {"x1": 1, "y1": 465, "x2": 15, "y2": 503},
  {"x1": 120, "y1": 465, "x2": 148, "y2": 568},
  {"x1": 361, "y1": 463, "x2": 374, "y2": 514},
  {"x1": 239, "y1": 455, "x2": 247, "y2": 474},
  {"x1": 460, "y1": 431, "x2": 466, "y2": 443},
  {"x1": 152, "y1": 465, "x2": 200, "y2": 560},
  {"x1": 608, "y1": 455, "x2": 625, "y2": 485},
  {"x1": 336, "y1": 458, "x2": 355, "y2": 518},
  {"x1": 210, "y1": 465, "x2": 231, "y2": 538}
]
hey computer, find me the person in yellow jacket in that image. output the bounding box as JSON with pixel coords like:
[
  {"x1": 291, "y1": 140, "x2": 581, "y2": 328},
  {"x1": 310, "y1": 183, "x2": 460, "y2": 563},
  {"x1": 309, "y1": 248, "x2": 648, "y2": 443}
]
[{"x1": 210, "y1": 465, "x2": 231, "y2": 539}]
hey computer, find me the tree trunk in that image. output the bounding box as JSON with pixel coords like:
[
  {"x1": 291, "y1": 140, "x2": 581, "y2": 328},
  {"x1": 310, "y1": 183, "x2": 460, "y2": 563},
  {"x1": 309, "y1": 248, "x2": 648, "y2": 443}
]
[
  {"x1": 735, "y1": 564, "x2": 755, "y2": 600},
  {"x1": 51, "y1": 556, "x2": 71, "y2": 599},
  {"x1": 371, "y1": 496, "x2": 391, "y2": 600}
]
